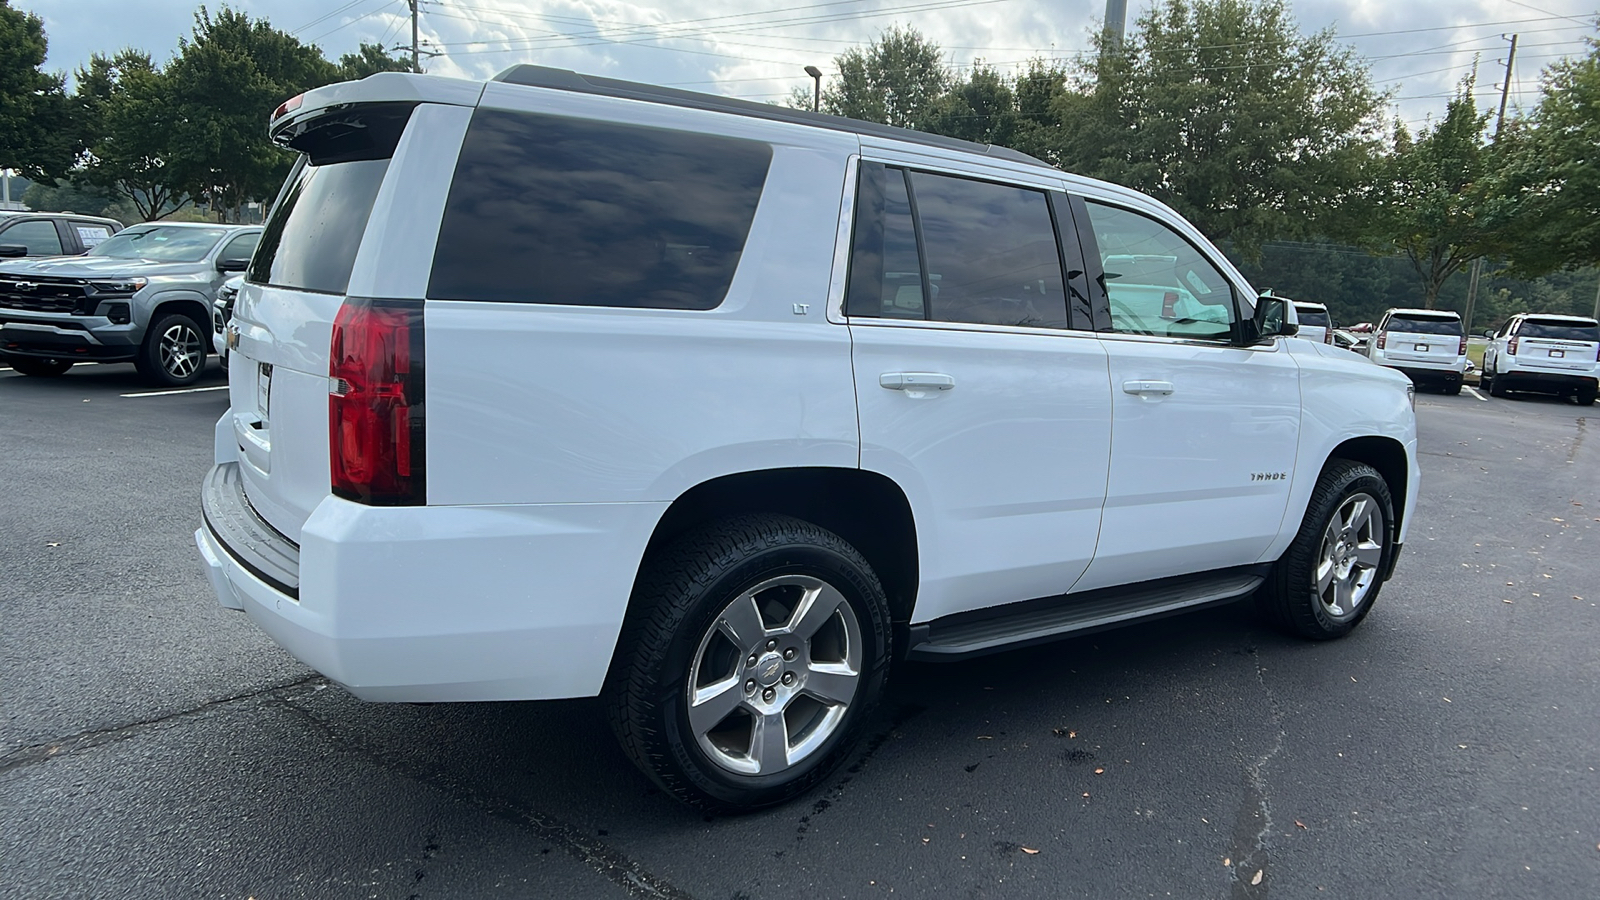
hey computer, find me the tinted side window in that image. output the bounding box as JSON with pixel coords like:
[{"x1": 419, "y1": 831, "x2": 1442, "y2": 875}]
[
  {"x1": 429, "y1": 109, "x2": 772, "y2": 310},
  {"x1": 220, "y1": 232, "x2": 260, "y2": 264},
  {"x1": 909, "y1": 172, "x2": 1067, "y2": 328},
  {"x1": 845, "y1": 164, "x2": 924, "y2": 318},
  {"x1": 2, "y1": 220, "x2": 64, "y2": 255},
  {"x1": 249, "y1": 158, "x2": 389, "y2": 295},
  {"x1": 1082, "y1": 201, "x2": 1236, "y2": 341}
]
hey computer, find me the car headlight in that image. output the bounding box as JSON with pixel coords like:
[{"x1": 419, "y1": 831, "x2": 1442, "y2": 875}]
[{"x1": 89, "y1": 277, "x2": 148, "y2": 294}]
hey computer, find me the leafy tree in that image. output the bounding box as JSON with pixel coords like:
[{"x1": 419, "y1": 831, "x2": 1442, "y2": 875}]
[
  {"x1": 0, "y1": 0, "x2": 72, "y2": 179},
  {"x1": 73, "y1": 50, "x2": 191, "y2": 221},
  {"x1": 164, "y1": 6, "x2": 340, "y2": 222},
  {"x1": 1500, "y1": 37, "x2": 1600, "y2": 275},
  {"x1": 338, "y1": 42, "x2": 413, "y2": 80},
  {"x1": 1006, "y1": 60, "x2": 1074, "y2": 163},
  {"x1": 20, "y1": 174, "x2": 139, "y2": 221},
  {"x1": 1059, "y1": 0, "x2": 1388, "y2": 256},
  {"x1": 1358, "y1": 82, "x2": 1509, "y2": 309},
  {"x1": 805, "y1": 26, "x2": 952, "y2": 129},
  {"x1": 923, "y1": 64, "x2": 1016, "y2": 146}
]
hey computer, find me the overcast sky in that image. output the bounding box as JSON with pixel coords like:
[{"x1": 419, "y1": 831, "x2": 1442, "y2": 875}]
[{"x1": 21, "y1": 0, "x2": 1600, "y2": 127}]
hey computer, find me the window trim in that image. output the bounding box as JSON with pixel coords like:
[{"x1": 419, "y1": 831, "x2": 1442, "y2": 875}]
[
  {"x1": 844, "y1": 160, "x2": 1077, "y2": 334},
  {"x1": 1074, "y1": 196, "x2": 1244, "y2": 345}
]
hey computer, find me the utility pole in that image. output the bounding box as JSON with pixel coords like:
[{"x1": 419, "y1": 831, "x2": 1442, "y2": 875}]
[
  {"x1": 1464, "y1": 34, "x2": 1520, "y2": 333},
  {"x1": 1103, "y1": 0, "x2": 1128, "y2": 50},
  {"x1": 406, "y1": 0, "x2": 419, "y2": 73}
]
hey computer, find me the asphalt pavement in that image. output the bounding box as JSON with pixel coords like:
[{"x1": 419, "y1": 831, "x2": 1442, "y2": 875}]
[{"x1": 3, "y1": 361, "x2": 1598, "y2": 899}]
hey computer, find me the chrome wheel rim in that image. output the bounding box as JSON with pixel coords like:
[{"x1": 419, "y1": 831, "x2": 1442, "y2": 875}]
[
  {"x1": 686, "y1": 574, "x2": 863, "y2": 777},
  {"x1": 1317, "y1": 492, "x2": 1383, "y2": 620},
  {"x1": 159, "y1": 322, "x2": 203, "y2": 378}
]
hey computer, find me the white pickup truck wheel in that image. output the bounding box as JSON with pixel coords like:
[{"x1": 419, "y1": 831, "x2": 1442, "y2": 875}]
[
  {"x1": 1261, "y1": 460, "x2": 1394, "y2": 640},
  {"x1": 605, "y1": 514, "x2": 892, "y2": 813}
]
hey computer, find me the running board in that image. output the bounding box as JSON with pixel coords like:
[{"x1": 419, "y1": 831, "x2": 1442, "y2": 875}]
[{"x1": 905, "y1": 566, "x2": 1269, "y2": 662}]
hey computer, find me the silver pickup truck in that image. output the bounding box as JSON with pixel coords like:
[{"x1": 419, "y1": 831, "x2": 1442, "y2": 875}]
[{"x1": 0, "y1": 222, "x2": 260, "y2": 386}]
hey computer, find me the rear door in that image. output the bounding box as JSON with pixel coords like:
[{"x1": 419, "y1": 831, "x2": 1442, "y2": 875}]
[
  {"x1": 848, "y1": 162, "x2": 1113, "y2": 624},
  {"x1": 229, "y1": 102, "x2": 466, "y2": 541}
]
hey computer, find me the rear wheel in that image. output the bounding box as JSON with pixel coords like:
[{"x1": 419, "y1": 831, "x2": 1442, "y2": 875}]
[
  {"x1": 1576, "y1": 386, "x2": 1597, "y2": 407},
  {"x1": 1442, "y1": 382, "x2": 1462, "y2": 396},
  {"x1": 135, "y1": 313, "x2": 207, "y2": 387},
  {"x1": 1260, "y1": 459, "x2": 1393, "y2": 640},
  {"x1": 9, "y1": 357, "x2": 74, "y2": 377},
  {"x1": 606, "y1": 514, "x2": 891, "y2": 812}
]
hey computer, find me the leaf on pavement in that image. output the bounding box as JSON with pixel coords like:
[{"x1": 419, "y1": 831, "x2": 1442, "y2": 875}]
[
  {"x1": 1295, "y1": 820, "x2": 1307, "y2": 829},
  {"x1": 1251, "y1": 870, "x2": 1264, "y2": 885},
  {"x1": 1021, "y1": 847, "x2": 1039, "y2": 855}
]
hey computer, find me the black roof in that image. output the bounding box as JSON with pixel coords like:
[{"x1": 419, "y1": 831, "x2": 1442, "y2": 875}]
[{"x1": 492, "y1": 65, "x2": 1055, "y2": 172}]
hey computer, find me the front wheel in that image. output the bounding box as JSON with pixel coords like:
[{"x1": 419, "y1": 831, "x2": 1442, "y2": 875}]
[
  {"x1": 606, "y1": 514, "x2": 892, "y2": 812},
  {"x1": 135, "y1": 313, "x2": 207, "y2": 387},
  {"x1": 8, "y1": 357, "x2": 74, "y2": 377},
  {"x1": 1260, "y1": 460, "x2": 1394, "y2": 640}
]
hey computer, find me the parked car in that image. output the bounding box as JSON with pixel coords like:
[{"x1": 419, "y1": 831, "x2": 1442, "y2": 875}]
[
  {"x1": 0, "y1": 222, "x2": 261, "y2": 384},
  {"x1": 1291, "y1": 299, "x2": 1334, "y2": 345},
  {"x1": 195, "y1": 68, "x2": 1420, "y2": 812},
  {"x1": 1367, "y1": 308, "x2": 1467, "y2": 394},
  {"x1": 211, "y1": 274, "x2": 243, "y2": 360},
  {"x1": 1333, "y1": 328, "x2": 1368, "y2": 353},
  {"x1": 1480, "y1": 313, "x2": 1599, "y2": 405},
  {"x1": 0, "y1": 211, "x2": 122, "y2": 258}
]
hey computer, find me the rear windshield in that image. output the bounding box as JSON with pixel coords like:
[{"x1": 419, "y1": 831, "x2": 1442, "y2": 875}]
[
  {"x1": 428, "y1": 108, "x2": 772, "y2": 309},
  {"x1": 1519, "y1": 319, "x2": 1600, "y2": 342},
  {"x1": 1294, "y1": 307, "x2": 1330, "y2": 327},
  {"x1": 1387, "y1": 315, "x2": 1461, "y2": 335},
  {"x1": 88, "y1": 226, "x2": 226, "y2": 262},
  {"x1": 247, "y1": 157, "x2": 389, "y2": 295}
]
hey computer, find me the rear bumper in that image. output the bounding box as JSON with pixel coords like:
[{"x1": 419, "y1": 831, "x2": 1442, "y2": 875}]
[
  {"x1": 1496, "y1": 369, "x2": 1597, "y2": 394},
  {"x1": 195, "y1": 462, "x2": 667, "y2": 702},
  {"x1": 1383, "y1": 363, "x2": 1463, "y2": 384}
]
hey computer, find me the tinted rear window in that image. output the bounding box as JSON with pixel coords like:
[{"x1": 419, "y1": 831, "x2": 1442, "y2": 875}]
[
  {"x1": 428, "y1": 109, "x2": 772, "y2": 309},
  {"x1": 248, "y1": 157, "x2": 389, "y2": 295},
  {"x1": 1519, "y1": 319, "x2": 1600, "y2": 341},
  {"x1": 1387, "y1": 315, "x2": 1461, "y2": 335},
  {"x1": 1294, "y1": 307, "x2": 1330, "y2": 327}
]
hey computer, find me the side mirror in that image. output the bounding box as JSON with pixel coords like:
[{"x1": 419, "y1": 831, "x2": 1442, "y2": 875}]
[
  {"x1": 0, "y1": 244, "x2": 27, "y2": 258},
  {"x1": 1482, "y1": 330, "x2": 1494, "y2": 339},
  {"x1": 217, "y1": 257, "x2": 249, "y2": 272},
  {"x1": 1241, "y1": 295, "x2": 1296, "y2": 344}
]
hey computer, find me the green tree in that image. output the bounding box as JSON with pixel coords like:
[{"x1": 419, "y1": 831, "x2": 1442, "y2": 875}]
[
  {"x1": 73, "y1": 50, "x2": 191, "y2": 221},
  {"x1": 1060, "y1": 0, "x2": 1387, "y2": 255},
  {"x1": 800, "y1": 26, "x2": 952, "y2": 129},
  {"x1": 1500, "y1": 37, "x2": 1600, "y2": 275},
  {"x1": 338, "y1": 42, "x2": 413, "y2": 80},
  {"x1": 20, "y1": 174, "x2": 139, "y2": 221},
  {"x1": 0, "y1": 0, "x2": 71, "y2": 180},
  {"x1": 1358, "y1": 82, "x2": 1509, "y2": 310},
  {"x1": 164, "y1": 6, "x2": 340, "y2": 222},
  {"x1": 923, "y1": 64, "x2": 1017, "y2": 145}
]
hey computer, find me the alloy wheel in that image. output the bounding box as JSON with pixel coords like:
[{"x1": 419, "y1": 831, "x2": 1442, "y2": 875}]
[
  {"x1": 159, "y1": 322, "x2": 204, "y2": 379},
  {"x1": 1316, "y1": 492, "x2": 1383, "y2": 620}
]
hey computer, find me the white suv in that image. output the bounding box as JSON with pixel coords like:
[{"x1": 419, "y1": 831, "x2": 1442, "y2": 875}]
[
  {"x1": 1368, "y1": 308, "x2": 1467, "y2": 394},
  {"x1": 1291, "y1": 300, "x2": 1333, "y2": 345},
  {"x1": 1481, "y1": 314, "x2": 1599, "y2": 405},
  {"x1": 194, "y1": 69, "x2": 1420, "y2": 812}
]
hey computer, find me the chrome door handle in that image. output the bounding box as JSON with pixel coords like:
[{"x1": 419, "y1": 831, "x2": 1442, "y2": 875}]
[
  {"x1": 880, "y1": 372, "x2": 955, "y2": 392},
  {"x1": 1122, "y1": 379, "x2": 1174, "y2": 396}
]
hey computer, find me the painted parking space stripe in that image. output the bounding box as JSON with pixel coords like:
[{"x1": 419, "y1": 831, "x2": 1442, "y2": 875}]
[
  {"x1": 1464, "y1": 386, "x2": 1489, "y2": 401},
  {"x1": 120, "y1": 385, "x2": 229, "y2": 398}
]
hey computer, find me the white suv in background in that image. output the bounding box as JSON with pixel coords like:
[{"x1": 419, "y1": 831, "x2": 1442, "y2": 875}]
[
  {"x1": 1481, "y1": 313, "x2": 1600, "y2": 405},
  {"x1": 195, "y1": 69, "x2": 1420, "y2": 812},
  {"x1": 1368, "y1": 308, "x2": 1467, "y2": 394},
  {"x1": 1291, "y1": 300, "x2": 1333, "y2": 345}
]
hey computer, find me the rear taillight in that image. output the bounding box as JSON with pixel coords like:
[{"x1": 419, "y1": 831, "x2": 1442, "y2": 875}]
[
  {"x1": 1376, "y1": 332, "x2": 1386, "y2": 350},
  {"x1": 1324, "y1": 329, "x2": 1333, "y2": 344},
  {"x1": 1508, "y1": 337, "x2": 1519, "y2": 355},
  {"x1": 329, "y1": 297, "x2": 425, "y2": 505},
  {"x1": 1458, "y1": 335, "x2": 1467, "y2": 355}
]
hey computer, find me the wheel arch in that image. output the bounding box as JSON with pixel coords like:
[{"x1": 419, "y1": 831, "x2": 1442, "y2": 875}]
[
  {"x1": 633, "y1": 467, "x2": 920, "y2": 629},
  {"x1": 1325, "y1": 436, "x2": 1409, "y2": 535},
  {"x1": 146, "y1": 295, "x2": 213, "y2": 333}
]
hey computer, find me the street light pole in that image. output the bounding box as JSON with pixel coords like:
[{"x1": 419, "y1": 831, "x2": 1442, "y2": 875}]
[{"x1": 804, "y1": 65, "x2": 822, "y2": 113}]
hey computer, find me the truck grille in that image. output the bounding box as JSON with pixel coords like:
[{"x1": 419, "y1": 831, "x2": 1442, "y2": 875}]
[{"x1": 0, "y1": 276, "x2": 93, "y2": 314}]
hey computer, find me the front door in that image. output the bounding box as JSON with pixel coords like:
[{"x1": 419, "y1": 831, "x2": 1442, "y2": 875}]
[
  {"x1": 1072, "y1": 199, "x2": 1301, "y2": 593},
  {"x1": 846, "y1": 163, "x2": 1114, "y2": 624}
]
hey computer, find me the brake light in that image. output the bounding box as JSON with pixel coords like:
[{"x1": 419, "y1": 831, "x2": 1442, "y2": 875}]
[
  {"x1": 329, "y1": 298, "x2": 425, "y2": 505},
  {"x1": 1376, "y1": 332, "x2": 1386, "y2": 350},
  {"x1": 1508, "y1": 337, "x2": 1519, "y2": 355},
  {"x1": 273, "y1": 93, "x2": 304, "y2": 122},
  {"x1": 1458, "y1": 335, "x2": 1467, "y2": 355},
  {"x1": 1324, "y1": 329, "x2": 1333, "y2": 344}
]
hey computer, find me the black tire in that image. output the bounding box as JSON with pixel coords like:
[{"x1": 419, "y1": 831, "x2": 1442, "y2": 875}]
[
  {"x1": 1477, "y1": 368, "x2": 1491, "y2": 393},
  {"x1": 1576, "y1": 391, "x2": 1597, "y2": 407},
  {"x1": 1488, "y1": 370, "x2": 1509, "y2": 398},
  {"x1": 1259, "y1": 459, "x2": 1394, "y2": 640},
  {"x1": 9, "y1": 357, "x2": 73, "y2": 377},
  {"x1": 135, "y1": 312, "x2": 208, "y2": 387},
  {"x1": 605, "y1": 514, "x2": 892, "y2": 813},
  {"x1": 1442, "y1": 382, "x2": 1462, "y2": 396}
]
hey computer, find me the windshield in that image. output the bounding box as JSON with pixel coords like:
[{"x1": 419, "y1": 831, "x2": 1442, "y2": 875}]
[
  {"x1": 1519, "y1": 319, "x2": 1600, "y2": 342},
  {"x1": 87, "y1": 226, "x2": 227, "y2": 263},
  {"x1": 1388, "y1": 315, "x2": 1461, "y2": 336}
]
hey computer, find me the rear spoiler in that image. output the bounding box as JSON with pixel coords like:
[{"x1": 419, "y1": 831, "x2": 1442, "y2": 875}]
[{"x1": 269, "y1": 72, "x2": 484, "y2": 145}]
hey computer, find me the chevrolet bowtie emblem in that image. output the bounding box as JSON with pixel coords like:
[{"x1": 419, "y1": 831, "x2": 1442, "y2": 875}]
[
  {"x1": 226, "y1": 324, "x2": 241, "y2": 351},
  {"x1": 15, "y1": 282, "x2": 37, "y2": 291}
]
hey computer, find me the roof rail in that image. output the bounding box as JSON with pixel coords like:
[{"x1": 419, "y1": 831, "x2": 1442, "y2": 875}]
[{"x1": 491, "y1": 65, "x2": 1056, "y2": 171}]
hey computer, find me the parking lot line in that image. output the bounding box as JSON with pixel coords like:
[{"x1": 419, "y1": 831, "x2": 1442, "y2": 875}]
[
  {"x1": 1463, "y1": 386, "x2": 1489, "y2": 401},
  {"x1": 121, "y1": 385, "x2": 229, "y2": 398}
]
